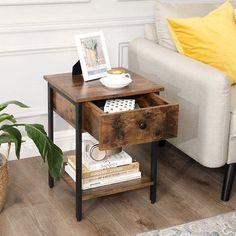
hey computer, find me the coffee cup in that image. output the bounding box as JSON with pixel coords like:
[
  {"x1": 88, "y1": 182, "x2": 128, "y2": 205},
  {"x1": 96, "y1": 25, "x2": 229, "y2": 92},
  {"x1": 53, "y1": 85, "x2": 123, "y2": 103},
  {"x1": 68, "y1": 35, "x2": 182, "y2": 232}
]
[
  {"x1": 107, "y1": 69, "x2": 131, "y2": 81},
  {"x1": 82, "y1": 140, "x2": 106, "y2": 161},
  {"x1": 82, "y1": 140, "x2": 122, "y2": 161}
]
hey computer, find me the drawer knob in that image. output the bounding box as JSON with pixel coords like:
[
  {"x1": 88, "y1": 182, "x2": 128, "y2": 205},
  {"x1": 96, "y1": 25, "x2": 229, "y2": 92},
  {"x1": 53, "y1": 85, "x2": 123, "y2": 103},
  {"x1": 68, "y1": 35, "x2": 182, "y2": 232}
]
[{"x1": 139, "y1": 122, "x2": 147, "y2": 130}]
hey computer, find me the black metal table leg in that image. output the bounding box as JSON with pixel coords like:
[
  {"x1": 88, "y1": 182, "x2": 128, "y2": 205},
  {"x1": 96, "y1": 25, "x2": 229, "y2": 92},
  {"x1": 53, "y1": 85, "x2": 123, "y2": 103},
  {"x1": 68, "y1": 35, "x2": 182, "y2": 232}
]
[
  {"x1": 158, "y1": 140, "x2": 166, "y2": 147},
  {"x1": 75, "y1": 103, "x2": 83, "y2": 221},
  {"x1": 150, "y1": 141, "x2": 158, "y2": 204},
  {"x1": 48, "y1": 84, "x2": 54, "y2": 188},
  {"x1": 221, "y1": 163, "x2": 236, "y2": 201}
]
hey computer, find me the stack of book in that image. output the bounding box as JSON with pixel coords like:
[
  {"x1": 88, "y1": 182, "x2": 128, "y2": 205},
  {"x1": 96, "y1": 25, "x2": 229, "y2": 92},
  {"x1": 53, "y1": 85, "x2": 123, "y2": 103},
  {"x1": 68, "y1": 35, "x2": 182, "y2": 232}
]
[{"x1": 64, "y1": 133, "x2": 141, "y2": 190}]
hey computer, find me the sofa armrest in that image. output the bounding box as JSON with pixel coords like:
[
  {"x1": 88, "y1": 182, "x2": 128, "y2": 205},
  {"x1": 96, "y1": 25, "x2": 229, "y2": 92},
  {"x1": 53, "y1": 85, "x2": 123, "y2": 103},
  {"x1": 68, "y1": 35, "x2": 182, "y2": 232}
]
[{"x1": 129, "y1": 38, "x2": 231, "y2": 167}]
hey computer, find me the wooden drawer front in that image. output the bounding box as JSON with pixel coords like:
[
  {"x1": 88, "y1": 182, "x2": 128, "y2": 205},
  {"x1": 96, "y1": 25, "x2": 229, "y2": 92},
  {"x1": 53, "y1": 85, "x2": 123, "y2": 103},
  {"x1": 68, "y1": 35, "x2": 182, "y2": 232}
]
[
  {"x1": 53, "y1": 91, "x2": 76, "y2": 127},
  {"x1": 84, "y1": 93, "x2": 179, "y2": 150}
]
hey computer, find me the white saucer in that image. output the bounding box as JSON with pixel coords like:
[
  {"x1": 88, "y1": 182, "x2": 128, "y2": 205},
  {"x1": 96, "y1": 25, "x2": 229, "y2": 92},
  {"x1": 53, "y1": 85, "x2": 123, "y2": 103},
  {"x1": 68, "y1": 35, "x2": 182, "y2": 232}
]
[{"x1": 100, "y1": 76, "x2": 132, "y2": 89}]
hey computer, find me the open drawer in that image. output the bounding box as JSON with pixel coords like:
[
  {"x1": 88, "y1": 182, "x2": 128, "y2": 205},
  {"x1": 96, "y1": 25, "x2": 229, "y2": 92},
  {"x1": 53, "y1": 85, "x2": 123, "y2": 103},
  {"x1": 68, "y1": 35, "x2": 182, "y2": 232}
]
[{"x1": 84, "y1": 93, "x2": 179, "y2": 150}]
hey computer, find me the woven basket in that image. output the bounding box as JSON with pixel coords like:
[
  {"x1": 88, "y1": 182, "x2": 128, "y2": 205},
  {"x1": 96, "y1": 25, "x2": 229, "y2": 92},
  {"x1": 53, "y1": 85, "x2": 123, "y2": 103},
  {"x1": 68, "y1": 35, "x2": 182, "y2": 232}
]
[{"x1": 0, "y1": 154, "x2": 8, "y2": 213}]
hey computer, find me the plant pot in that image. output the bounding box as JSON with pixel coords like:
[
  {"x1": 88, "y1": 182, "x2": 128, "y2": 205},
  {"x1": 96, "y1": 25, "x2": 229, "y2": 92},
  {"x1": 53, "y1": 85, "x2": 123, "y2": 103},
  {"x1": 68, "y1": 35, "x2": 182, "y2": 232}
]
[{"x1": 0, "y1": 153, "x2": 8, "y2": 212}]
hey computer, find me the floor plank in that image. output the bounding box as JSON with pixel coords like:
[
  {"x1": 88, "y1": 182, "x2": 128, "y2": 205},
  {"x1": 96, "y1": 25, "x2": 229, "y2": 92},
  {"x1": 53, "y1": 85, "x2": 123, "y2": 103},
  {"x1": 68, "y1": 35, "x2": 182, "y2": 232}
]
[
  {"x1": 103, "y1": 191, "x2": 169, "y2": 235},
  {"x1": 6, "y1": 206, "x2": 42, "y2": 236},
  {"x1": 0, "y1": 143, "x2": 235, "y2": 236},
  {"x1": 0, "y1": 212, "x2": 17, "y2": 236}
]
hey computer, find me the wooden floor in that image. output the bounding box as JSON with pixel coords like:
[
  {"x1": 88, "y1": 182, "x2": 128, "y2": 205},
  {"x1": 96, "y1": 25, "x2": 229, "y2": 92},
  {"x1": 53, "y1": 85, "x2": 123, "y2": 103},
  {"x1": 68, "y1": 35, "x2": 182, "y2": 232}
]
[{"x1": 1, "y1": 143, "x2": 236, "y2": 236}]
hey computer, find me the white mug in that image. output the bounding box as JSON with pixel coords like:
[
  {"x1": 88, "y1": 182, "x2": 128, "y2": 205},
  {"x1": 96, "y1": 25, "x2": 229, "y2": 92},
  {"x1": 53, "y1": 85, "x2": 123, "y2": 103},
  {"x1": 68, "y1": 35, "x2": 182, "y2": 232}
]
[
  {"x1": 107, "y1": 68, "x2": 131, "y2": 81},
  {"x1": 108, "y1": 73, "x2": 131, "y2": 80},
  {"x1": 82, "y1": 140, "x2": 122, "y2": 161},
  {"x1": 82, "y1": 140, "x2": 106, "y2": 161}
]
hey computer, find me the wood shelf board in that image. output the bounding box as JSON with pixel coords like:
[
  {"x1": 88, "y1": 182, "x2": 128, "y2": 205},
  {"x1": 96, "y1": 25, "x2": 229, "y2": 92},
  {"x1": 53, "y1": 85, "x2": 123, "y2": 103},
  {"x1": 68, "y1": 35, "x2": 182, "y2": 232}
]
[
  {"x1": 44, "y1": 68, "x2": 164, "y2": 103},
  {"x1": 62, "y1": 173, "x2": 153, "y2": 201}
]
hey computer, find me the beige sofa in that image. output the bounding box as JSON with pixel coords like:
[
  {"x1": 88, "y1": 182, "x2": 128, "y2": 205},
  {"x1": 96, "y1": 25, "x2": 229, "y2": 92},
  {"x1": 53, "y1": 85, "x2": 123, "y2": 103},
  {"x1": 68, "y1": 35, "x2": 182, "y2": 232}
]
[{"x1": 129, "y1": 0, "x2": 236, "y2": 201}]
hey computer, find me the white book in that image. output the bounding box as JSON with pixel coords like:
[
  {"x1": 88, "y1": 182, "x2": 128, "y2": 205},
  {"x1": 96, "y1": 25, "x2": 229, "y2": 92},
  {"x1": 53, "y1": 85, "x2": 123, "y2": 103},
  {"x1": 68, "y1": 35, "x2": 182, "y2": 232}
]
[
  {"x1": 81, "y1": 132, "x2": 133, "y2": 171},
  {"x1": 65, "y1": 164, "x2": 141, "y2": 190},
  {"x1": 82, "y1": 151, "x2": 132, "y2": 171},
  {"x1": 67, "y1": 162, "x2": 139, "y2": 183},
  {"x1": 82, "y1": 132, "x2": 99, "y2": 144}
]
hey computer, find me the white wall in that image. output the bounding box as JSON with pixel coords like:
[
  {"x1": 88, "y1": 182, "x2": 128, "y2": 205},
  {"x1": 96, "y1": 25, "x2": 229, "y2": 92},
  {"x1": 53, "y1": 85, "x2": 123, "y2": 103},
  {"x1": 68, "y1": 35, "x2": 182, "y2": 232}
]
[{"x1": 0, "y1": 0, "x2": 155, "y2": 159}]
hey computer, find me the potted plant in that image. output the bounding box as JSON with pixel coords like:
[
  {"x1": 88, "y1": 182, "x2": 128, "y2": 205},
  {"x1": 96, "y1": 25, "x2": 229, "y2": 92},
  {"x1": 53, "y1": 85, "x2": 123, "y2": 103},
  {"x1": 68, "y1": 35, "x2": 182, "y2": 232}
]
[{"x1": 0, "y1": 101, "x2": 63, "y2": 212}]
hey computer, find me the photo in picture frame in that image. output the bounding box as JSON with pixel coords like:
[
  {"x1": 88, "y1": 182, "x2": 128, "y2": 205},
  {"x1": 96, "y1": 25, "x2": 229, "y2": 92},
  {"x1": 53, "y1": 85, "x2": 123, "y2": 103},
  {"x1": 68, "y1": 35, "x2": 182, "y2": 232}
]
[{"x1": 75, "y1": 32, "x2": 111, "y2": 81}]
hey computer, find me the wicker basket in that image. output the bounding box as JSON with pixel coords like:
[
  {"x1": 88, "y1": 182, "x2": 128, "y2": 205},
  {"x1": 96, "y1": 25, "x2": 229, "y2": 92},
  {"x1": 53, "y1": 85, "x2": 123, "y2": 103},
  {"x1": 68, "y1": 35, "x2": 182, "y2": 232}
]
[{"x1": 0, "y1": 154, "x2": 8, "y2": 213}]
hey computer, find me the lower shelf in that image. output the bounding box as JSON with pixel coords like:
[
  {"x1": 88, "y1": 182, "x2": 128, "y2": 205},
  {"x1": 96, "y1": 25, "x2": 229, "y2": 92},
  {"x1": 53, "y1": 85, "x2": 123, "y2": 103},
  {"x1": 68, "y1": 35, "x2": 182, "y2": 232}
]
[{"x1": 62, "y1": 173, "x2": 153, "y2": 201}]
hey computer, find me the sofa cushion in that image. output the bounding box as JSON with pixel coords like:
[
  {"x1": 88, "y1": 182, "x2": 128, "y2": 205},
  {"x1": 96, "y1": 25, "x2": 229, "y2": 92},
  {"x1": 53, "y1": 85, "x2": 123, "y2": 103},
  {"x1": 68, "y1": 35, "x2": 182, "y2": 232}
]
[
  {"x1": 167, "y1": 1, "x2": 236, "y2": 85},
  {"x1": 230, "y1": 85, "x2": 236, "y2": 135},
  {"x1": 144, "y1": 24, "x2": 158, "y2": 43},
  {"x1": 228, "y1": 84, "x2": 236, "y2": 164},
  {"x1": 154, "y1": 0, "x2": 236, "y2": 51},
  {"x1": 154, "y1": 1, "x2": 218, "y2": 51}
]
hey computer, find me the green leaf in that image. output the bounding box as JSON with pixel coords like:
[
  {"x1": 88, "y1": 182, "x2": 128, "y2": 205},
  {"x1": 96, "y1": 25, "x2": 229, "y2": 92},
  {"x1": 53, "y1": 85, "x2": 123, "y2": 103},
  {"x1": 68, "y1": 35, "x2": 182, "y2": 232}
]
[
  {"x1": 0, "y1": 133, "x2": 15, "y2": 145},
  {"x1": 24, "y1": 124, "x2": 63, "y2": 179},
  {"x1": 0, "y1": 113, "x2": 16, "y2": 123},
  {"x1": 29, "y1": 124, "x2": 47, "y2": 135},
  {"x1": 1, "y1": 125, "x2": 22, "y2": 159},
  {"x1": 0, "y1": 100, "x2": 29, "y2": 111}
]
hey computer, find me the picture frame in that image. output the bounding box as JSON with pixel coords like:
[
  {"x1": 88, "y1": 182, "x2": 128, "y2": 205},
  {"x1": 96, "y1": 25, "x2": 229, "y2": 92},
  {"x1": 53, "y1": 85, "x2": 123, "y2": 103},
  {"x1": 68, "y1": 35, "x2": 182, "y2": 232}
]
[{"x1": 75, "y1": 31, "x2": 111, "y2": 81}]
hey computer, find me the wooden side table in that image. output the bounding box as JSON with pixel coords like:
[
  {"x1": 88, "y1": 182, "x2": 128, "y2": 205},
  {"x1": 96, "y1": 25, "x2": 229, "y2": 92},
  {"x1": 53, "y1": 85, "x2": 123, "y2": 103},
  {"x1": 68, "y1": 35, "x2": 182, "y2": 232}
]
[{"x1": 44, "y1": 68, "x2": 179, "y2": 221}]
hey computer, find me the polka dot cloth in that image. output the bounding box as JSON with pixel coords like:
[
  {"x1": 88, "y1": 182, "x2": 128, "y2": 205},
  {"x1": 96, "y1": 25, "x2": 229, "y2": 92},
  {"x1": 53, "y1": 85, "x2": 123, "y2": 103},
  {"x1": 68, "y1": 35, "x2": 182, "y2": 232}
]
[{"x1": 104, "y1": 99, "x2": 135, "y2": 113}]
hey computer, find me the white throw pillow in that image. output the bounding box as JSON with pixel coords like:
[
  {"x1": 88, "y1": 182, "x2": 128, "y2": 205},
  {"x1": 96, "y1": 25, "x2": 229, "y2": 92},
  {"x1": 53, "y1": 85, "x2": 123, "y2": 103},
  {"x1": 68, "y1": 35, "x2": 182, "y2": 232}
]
[
  {"x1": 154, "y1": 0, "x2": 236, "y2": 51},
  {"x1": 144, "y1": 24, "x2": 158, "y2": 43}
]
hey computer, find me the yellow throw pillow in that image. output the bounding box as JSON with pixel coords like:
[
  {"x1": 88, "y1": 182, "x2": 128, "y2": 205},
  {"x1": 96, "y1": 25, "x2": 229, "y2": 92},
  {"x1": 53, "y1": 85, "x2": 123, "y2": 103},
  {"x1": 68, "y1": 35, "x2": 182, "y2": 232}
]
[
  {"x1": 234, "y1": 8, "x2": 236, "y2": 20},
  {"x1": 167, "y1": 1, "x2": 236, "y2": 85}
]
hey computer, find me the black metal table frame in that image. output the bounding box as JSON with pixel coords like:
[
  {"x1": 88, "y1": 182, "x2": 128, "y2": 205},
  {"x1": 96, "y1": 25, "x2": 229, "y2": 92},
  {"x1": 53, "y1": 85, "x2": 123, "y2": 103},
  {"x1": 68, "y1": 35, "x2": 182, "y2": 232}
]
[{"x1": 47, "y1": 83, "x2": 159, "y2": 222}]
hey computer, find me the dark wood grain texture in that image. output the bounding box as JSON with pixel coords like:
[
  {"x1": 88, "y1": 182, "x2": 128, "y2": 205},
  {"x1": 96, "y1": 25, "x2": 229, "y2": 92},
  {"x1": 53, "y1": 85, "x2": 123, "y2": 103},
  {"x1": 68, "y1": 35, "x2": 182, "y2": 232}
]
[
  {"x1": 52, "y1": 92, "x2": 179, "y2": 150},
  {"x1": 53, "y1": 91, "x2": 76, "y2": 128},
  {"x1": 84, "y1": 93, "x2": 179, "y2": 150},
  {"x1": 62, "y1": 173, "x2": 153, "y2": 201},
  {"x1": 44, "y1": 68, "x2": 164, "y2": 103}
]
